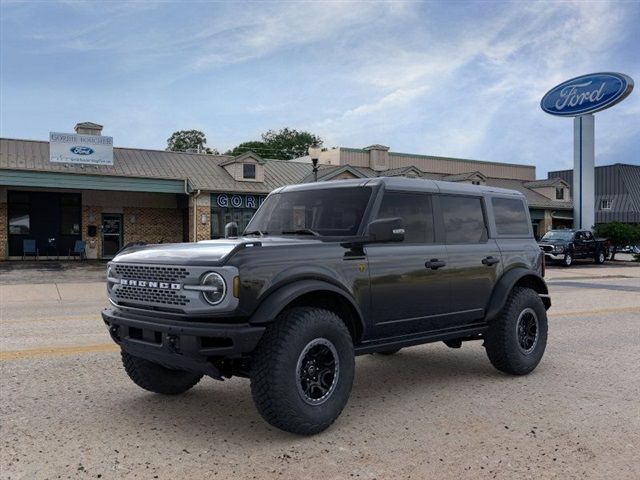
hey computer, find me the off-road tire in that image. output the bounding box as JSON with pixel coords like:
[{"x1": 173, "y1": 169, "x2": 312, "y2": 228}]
[
  {"x1": 595, "y1": 250, "x2": 606, "y2": 264},
  {"x1": 250, "y1": 307, "x2": 355, "y2": 435},
  {"x1": 121, "y1": 352, "x2": 203, "y2": 395},
  {"x1": 562, "y1": 253, "x2": 573, "y2": 267},
  {"x1": 484, "y1": 287, "x2": 548, "y2": 376}
]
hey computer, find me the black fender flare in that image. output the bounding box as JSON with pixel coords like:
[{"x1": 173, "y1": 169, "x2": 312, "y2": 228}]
[
  {"x1": 485, "y1": 268, "x2": 550, "y2": 322},
  {"x1": 248, "y1": 279, "x2": 365, "y2": 332}
]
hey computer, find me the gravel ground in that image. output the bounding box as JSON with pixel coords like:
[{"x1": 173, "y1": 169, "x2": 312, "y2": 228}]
[{"x1": 1, "y1": 264, "x2": 639, "y2": 479}]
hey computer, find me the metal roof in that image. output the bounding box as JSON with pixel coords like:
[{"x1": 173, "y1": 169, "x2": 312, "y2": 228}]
[
  {"x1": 0, "y1": 136, "x2": 574, "y2": 210},
  {"x1": 0, "y1": 137, "x2": 311, "y2": 194}
]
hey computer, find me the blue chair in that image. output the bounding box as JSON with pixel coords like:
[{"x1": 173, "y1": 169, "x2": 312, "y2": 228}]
[
  {"x1": 23, "y1": 239, "x2": 39, "y2": 260},
  {"x1": 69, "y1": 240, "x2": 86, "y2": 260}
]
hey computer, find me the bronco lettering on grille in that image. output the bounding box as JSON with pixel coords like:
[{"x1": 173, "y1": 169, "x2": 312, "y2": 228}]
[{"x1": 119, "y1": 279, "x2": 181, "y2": 290}]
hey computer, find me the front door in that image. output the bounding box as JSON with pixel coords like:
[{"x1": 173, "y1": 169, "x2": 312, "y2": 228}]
[
  {"x1": 102, "y1": 214, "x2": 123, "y2": 259},
  {"x1": 366, "y1": 191, "x2": 451, "y2": 337}
]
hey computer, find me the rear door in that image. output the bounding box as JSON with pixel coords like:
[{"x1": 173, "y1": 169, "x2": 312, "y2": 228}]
[
  {"x1": 438, "y1": 194, "x2": 501, "y2": 326},
  {"x1": 366, "y1": 190, "x2": 450, "y2": 337}
]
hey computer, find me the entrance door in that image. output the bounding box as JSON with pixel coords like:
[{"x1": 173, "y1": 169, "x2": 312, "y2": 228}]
[{"x1": 102, "y1": 214, "x2": 123, "y2": 259}]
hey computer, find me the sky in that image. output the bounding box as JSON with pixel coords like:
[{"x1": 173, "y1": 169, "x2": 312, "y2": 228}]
[{"x1": 1, "y1": 0, "x2": 638, "y2": 177}]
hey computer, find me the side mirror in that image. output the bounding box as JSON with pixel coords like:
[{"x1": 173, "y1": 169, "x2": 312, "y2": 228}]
[
  {"x1": 367, "y1": 217, "x2": 405, "y2": 243},
  {"x1": 224, "y1": 222, "x2": 239, "y2": 238}
]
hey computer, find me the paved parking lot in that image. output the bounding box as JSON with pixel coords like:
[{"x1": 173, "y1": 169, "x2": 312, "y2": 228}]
[{"x1": 1, "y1": 261, "x2": 639, "y2": 479}]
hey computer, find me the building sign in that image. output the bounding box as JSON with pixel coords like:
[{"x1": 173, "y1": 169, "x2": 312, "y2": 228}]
[
  {"x1": 541, "y1": 72, "x2": 634, "y2": 117},
  {"x1": 213, "y1": 193, "x2": 266, "y2": 209},
  {"x1": 49, "y1": 132, "x2": 114, "y2": 165}
]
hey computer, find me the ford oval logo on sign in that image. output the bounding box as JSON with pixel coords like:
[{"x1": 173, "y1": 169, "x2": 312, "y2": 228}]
[
  {"x1": 541, "y1": 72, "x2": 633, "y2": 117},
  {"x1": 70, "y1": 146, "x2": 95, "y2": 155}
]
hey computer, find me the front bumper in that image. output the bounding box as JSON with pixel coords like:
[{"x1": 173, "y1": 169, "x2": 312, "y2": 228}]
[
  {"x1": 102, "y1": 307, "x2": 265, "y2": 378},
  {"x1": 543, "y1": 252, "x2": 566, "y2": 261}
]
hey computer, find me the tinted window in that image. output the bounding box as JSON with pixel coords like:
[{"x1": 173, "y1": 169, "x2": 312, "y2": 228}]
[
  {"x1": 243, "y1": 163, "x2": 256, "y2": 179},
  {"x1": 376, "y1": 192, "x2": 434, "y2": 243},
  {"x1": 245, "y1": 187, "x2": 372, "y2": 236},
  {"x1": 441, "y1": 196, "x2": 487, "y2": 244},
  {"x1": 492, "y1": 198, "x2": 530, "y2": 236}
]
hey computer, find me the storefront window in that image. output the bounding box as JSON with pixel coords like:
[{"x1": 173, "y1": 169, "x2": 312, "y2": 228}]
[
  {"x1": 60, "y1": 194, "x2": 81, "y2": 235},
  {"x1": 9, "y1": 205, "x2": 30, "y2": 234},
  {"x1": 211, "y1": 193, "x2": 266, "y2": 238}
]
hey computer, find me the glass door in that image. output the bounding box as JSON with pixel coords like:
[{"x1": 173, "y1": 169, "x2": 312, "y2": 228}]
[{"x1": 102, "y1": 214, "x2": 123, "y2": 259}]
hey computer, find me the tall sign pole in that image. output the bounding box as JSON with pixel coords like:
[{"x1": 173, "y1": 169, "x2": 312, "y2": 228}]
[
  {"x1": 573, "y1": 114, "x2": 594, "y2": 229},
  {"x1": 541, "y1": 72, "x2": 633, "y2": 230}
]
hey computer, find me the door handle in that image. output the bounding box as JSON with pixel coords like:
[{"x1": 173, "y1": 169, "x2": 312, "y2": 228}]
[
  {"x1": 482, "y1": 256, "x2": 500, "y2": 266},
  {"x1": 425, "y1": 259, "x2": 446, "y2": 270}
]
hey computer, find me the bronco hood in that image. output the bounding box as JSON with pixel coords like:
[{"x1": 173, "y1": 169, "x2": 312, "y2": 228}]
[{"x1": 112, "y1": 236, "x2": 323, "y2": 266}]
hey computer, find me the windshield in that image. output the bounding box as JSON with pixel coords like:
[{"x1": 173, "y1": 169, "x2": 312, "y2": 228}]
[
  {"x1": 541, "y1": 231, "x2": 574, "y2": 241},
  {"x1": 244, "y1": 186, "x2": 373, "y2": 237}
]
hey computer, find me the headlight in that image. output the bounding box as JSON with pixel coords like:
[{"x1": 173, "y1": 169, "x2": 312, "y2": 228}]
[{"x1": 201, "y1": 272, "x2": 226, "y2": 305}]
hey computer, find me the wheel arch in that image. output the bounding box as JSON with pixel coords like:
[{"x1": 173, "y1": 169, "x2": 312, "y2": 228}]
[
  {"x1": 249, "y1": 280, "x2": 365, "y2": 343},
  {"x1": 485, "y1": 268, "x2": 550, "y2": 322}
]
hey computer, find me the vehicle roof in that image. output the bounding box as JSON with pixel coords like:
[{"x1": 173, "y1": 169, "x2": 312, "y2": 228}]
[{"x1": 277, "y1": 176, "x2": 525, "y2": 198}]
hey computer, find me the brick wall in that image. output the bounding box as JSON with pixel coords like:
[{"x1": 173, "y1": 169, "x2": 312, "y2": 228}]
[
  {"x1": 0, "y1": 201, "x2": 7, "y2": 260},
  {"x1": 124, "y1": 207, "x2": 183, "y2": 245},
  {"x1": 188, "y1": 205, "x2": 211, "y2": 242},
  {"x1": 82, "y1": 205, "x2": 103, "y2": 259}
]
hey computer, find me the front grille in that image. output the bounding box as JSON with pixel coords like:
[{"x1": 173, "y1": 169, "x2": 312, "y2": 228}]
[
  {"x1": 114, "y1": 285, "x2": 190, "y2": 306},
  {"x1": 114, "y1": 264, "x2": 189, "y2": 282}
]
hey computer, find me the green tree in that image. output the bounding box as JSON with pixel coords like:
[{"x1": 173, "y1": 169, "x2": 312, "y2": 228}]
[
  {"x1": 593, "y1": 222, "x2": 640, "y2": 260},
  {"x1": 260, "y1": 128, "x2": 322, "y2": 160},
  {"x1": 167, "y1": 130, "x2": 217, "y2": 154},
  {"x1": 226, "y1": 128, "x2": 322, "y2": 160},
  {"x1": 225, "y1": 141, "x2": 268, "y2": 157}
]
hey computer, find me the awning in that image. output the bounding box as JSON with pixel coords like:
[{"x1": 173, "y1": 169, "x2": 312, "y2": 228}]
[
  {"x1": 1, "y1": 169, "x2": 187, "y2": 194},
  {"x1": 552, "y1": 211, "x2": 573, "y2": 220}
]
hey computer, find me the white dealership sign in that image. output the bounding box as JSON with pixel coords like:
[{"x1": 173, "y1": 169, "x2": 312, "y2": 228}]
[{"x1": 49, "y1": 132, "x2": 114, "y2": 165}]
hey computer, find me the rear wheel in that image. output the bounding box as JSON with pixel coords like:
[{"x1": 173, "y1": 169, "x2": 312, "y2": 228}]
[
  {"x1": 484, "y1": 287, "x2": 548, "y2": 375},
  {"x1": 250, "y1": 307, "x2": 355, "y2": 435},
  {"x1": 562, "y1": 253, "x2": 573, "y2": 267},
  {"x1": 595, "y1": 250, "x2": 606, "y2": 264},
  {"x1": 121, "y1": 352, "x2": 203, "y2": 395}
]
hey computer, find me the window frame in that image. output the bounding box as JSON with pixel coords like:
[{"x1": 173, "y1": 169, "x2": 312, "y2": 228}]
[
  {"x1": 438, "y1": 194, "x2": 489, "y2": 245},
  {"x1": 372, "y1": 190, "x2": 436, "y2": 245},
  {"x1": 491, "y1": 197, "x2": 532, "y2": 237},
  {"x1": 555, "y1": 187, "x2": 564, "y2": 200},
  {"x1": 242, "y1": 163, "x2": 256, "y2": 180},
  {"x1": 600, "y1": 199, "x2": 612, "y2": 210}
]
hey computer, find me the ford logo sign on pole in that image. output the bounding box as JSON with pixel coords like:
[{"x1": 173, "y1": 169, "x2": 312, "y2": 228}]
[{"x1": 541, "y1": 72, "x2": 634, "y2": 230}]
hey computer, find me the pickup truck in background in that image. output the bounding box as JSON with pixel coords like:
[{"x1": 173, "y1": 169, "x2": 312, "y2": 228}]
[{"x1": 538, "y1": 229, "x2": 610, "y2": 267}]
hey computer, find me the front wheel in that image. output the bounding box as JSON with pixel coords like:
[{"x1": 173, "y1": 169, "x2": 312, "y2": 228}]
[
  {"x1": 595, "y1": 250, "x2": 606, "y2": 264},
  {"x1": 250, "y1": 307, "x2": 355, "y2": 435},
  {"x1": 484, "y1": 287, "x2": 548, "y2": 375},
  {"x1": 562, "y1": 253, "x2": 573, "y2": 267},
  {"x1": 121, "y1": 352, "x2": 203, "y2": 395}
]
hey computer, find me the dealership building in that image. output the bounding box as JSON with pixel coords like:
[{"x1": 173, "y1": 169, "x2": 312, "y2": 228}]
[{"x1": 0, "y1": 122, "x2": 584, "y2": 261}]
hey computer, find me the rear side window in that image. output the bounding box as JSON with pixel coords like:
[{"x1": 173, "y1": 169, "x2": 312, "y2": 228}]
[
  {"x1": 376, "y1": 191, "x2": 434, "y2": 243},
  {"x1": 441, "y1": 196, "x2": 487, "y2": 244},
  {"x1": 492, "y1": 198, "x2": 530, "y2": 236}
]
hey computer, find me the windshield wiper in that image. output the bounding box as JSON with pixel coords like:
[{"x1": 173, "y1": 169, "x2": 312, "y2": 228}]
[
  {"x1": 281, "y1": 228, "x2": 320, "y2": 237},
  {"x1": 244, "y1": 230, "x2": 267, "y2": 237}
]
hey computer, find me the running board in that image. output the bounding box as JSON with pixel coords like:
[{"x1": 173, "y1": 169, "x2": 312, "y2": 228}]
[{"x1": 354, "y1": 324, "x2": 488, "y2": 355}]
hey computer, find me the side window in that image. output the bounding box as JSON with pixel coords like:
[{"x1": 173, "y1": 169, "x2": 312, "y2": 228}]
[
  {"x1": 584, "y1": 231, "x2": 593, "y2": 241},
  {"x1": 441, "y1": 195, "x2": 487, "y2": 244},
  {"x1": 492, "y1": 197, "x2": 530, "y2": 236},
  {"x1": 376, "y1": 191, "x2": 434, "y2": 243}
]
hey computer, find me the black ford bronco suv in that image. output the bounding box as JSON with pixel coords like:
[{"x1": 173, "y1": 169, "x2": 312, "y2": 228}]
[{"x1": 102, "y1": 177, "x2": 550, "y2": 435}]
